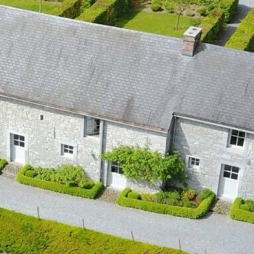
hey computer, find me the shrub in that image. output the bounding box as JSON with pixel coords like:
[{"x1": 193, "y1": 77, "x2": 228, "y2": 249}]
[
  {"x1": 118, "y1": 188, "x2": 215, "y2": 219},
  {"x1": 196, "y1": 188, "x2": 214, "y2": 204},
  {"x1": 230, "y1": 197, "x2": 254, "y2": 224},
  {"x1": 183, "y1": 201, "x2": 196, "y2": 208},
  {"x1": 151, "y1": 0, "x2": 163, "y2": 12},
  {"x1": 17, "y1": 165, "x2": 104, "y2": 199},
  {"x1": 24, "y1": 170, "x2": 37, "y2": 178},
  {"x1": 141, "y1": 193, "x2": 154, "y2": 202},
  {"x1": 164, "y1": 2, "x2": 174, "y2": 13},
  {"x1": 0, "y1": 158, "x2": 8, "y2": 173},
  {"x1": 182, "y1": 188, "x2": 196, "y2": 201},
  {"x1": 127, "y1": 191, "x2": 141, "y2": 200},
  {"x1": 197, "y1": 7, "x2": 208, "y2": 16},
  {"x1": 80, "y1": 180, "x2": 95, "y2": 189},
  {"x1": 239, "y1": 203, "x2": 249, "y2": 211},
  {"x1": 246, "y1": 200, "x2": 254, "y2": 212}
]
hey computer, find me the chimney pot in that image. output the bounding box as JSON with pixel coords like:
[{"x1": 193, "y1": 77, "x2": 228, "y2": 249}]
[{"x1": 182, "y1": 26, "x2": 202, "y2": 57}]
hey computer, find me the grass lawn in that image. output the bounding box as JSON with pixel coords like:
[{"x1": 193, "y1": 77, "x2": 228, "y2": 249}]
[
  {"x1": 0, "y1": 207, "x2": 187, "y2": 253},
  {"x1": 0, "y1": 0, "x2": 60, "y2": 14},
  {"x1": 115, "y1": 10, "x2": 201, "y2": 37}
]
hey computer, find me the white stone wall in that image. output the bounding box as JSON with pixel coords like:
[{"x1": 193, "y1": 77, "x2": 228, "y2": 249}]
[
  {"x1": 0, "y1": 98, "x2": 100, "y2": 181},
  {"x1": 103, "y1": 121, "x2": 167, "y2": 192},
  {"x1": 174, "y1": 118, "x2": 254, "y2": 199}
]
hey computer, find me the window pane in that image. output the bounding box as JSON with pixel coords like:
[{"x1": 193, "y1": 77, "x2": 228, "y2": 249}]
[
  {"x1": 14, "y1": 140, "x2": 19, "y2": 146},
  {"x1": 14, "y1": 134, "x2": 19, "y2": 140},
  {"x1": 224, "y1": 165, "x2": 231, "y2": 171},
  {"x1": 237, "y1": 138, "x2": 244, "y2": 147},
  {"x1": 64, "y1": 148, "x2": 68, "y2": 153},
  {"x1": 20, "y1": 142, "x2": 25, "y2": 147},
  {"x1": 230, "y1": 136, "x2": 237, "y2": 145},
  {"x1": 118, "y1": 167, "x2": 124, "y2": 174},
  {"x1": 224, "y1": 171, "x2": 230, "y2": 178},
  {"x1": 231, "y1": 173, "x2": 238, "y2": 180},
  {"x1": 195, "y1": 159, "x2": 200, "y2": 166},
  {"x1": 232, "y1": 167, "x2": 239, "y2": 173},
  {"x1": 69, "y1": 150, "x2": 73, "y2": 154},
  {"x1": 239, "y1": 131, "x2": 245, "y2": 137},
  {"x1": 231, "y1": 130, "x2": 238, "y2": 136},
  {"x1": 20, "y1": 136, "x2": 25, "y2": 141}
]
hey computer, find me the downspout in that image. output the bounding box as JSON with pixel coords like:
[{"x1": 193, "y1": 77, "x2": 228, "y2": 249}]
[
  {"x1": 166, "y1": 113, "x2": 177, "y2": 153},
  {"x1": 98, "y1": 120, "x2": 105, "y2": 184}
]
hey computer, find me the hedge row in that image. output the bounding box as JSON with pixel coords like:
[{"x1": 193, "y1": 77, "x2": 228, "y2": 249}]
[
  {"x1": 230, "y1": 197, "x2": 254, "y2": 224},
  {"x1": 76, "y1": 0, "x2": 132, "y2": 24},
  {"x1": 0, "y1": 208, "x2": 186, "y2": 254},
  {"x1": 48, "y1": 0, "x2": 83, "y2": 19},
  {"x1": 16, "y1": 165, "x2": 104, "y2": 199},
  {"x1": 117, "y1": 188, "x2": 215, "y2": 219},
  {"x1": 0, "y1": 158, "x2": 8, "y2": 174},
  {"x1": 225, "y1": 8, "x2": 254, "y2": 52},
  {"x1": 200, "y1": 0, "x2": 238, "y2": 43}
]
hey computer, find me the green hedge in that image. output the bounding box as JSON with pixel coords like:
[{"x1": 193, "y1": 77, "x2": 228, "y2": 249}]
[
  {"x1": 48, "y1": 0, "x2": 83, "y2": 18},
  {"x1": 225, "y1": 8, "x2": 254, "y2": 52},
  {"x1": 230, "y1": 197, "x2": 254, "y2": 224},
  {"x1": 0, "y1": 208, "x2": 186, "y2": 254},
  {"x1": 200, "y1": 9, "x2": 224, "y2": 43},
  {"x1": 76, "y1": 0, "x2": 132, "y2": 24},
  {"x1": 0, "y1": 158, "x2": 8, "y2": 173},
  {"x1": 218, "y1": 0, "x2": 239, "y2": 23},
  {"x1": 117, "y1": 188, "x2": 215, "y2": 219},
  {"x1": 16, "y1": 165, "x2": 104, "y2": 199}
]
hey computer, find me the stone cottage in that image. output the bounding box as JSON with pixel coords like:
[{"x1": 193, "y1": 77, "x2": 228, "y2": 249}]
[{"x1": 1, "y1": 5, "x2": 254, "y2": 200}]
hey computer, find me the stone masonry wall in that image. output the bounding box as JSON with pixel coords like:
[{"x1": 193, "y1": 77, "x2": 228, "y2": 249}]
[
  {"x1": 103, "y1": 121, "x2": 167, "y2": 192},
  {"x1": 0, "y1": 98, "x2": 100, "y2": 181},
  {"x1": 174, "y1": 118, "x2": 254, "y2": 199}
]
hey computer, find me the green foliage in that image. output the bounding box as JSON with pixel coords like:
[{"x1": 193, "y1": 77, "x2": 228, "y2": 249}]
[
  {"x1": 226, "y1": 8, "x2": 254, "y2": 52},
  {"x1": 0, "y1": 158, "x2": 8, "y2": 173},
  {"x1": 154, "y1": 190, "x2": 181, "y2": 205},
  {"x1": 101, "y1": 146, "x2": 185, "y2": 185},
  {"x1": 17, "y1": 165, "x2": 104, "y2": 199},
  {"x1": 0, "y1": 208, "x2": 186, "y2": 254},
  {"x1": 197, "y1": 6, "x2": 208, "y2": 16},
  {"x1": 118, "y1": 188, "x2": 215, "y2": 219},
  {"x1": 230, "y1": 197, "x2": 254, "y2": 224},
  {"x1": 246, "y1": 199, "x2": 254, "y2": 212},
  {"x1": 127, "y1": 191, "x2": 141, "y2": 199},
  {"x1": 196, "y1": 188, "x2": 214, "y2": 203},
  {"x1": 183, "y1": 201, "x2": 196, "y2": 208},
  {"x1": 24, "y1": 169, "x2": 38, "y2": 178},
  {"x1": 151, "y1": 0, "x2": 163, "y2": 11},
  {"x1": 76, "y1": 0, "x2": 132, "y2": 25}
]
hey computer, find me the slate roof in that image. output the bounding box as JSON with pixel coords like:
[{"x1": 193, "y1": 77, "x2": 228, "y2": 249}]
[{"x1": 1, "y1": 5, "x2": 254, "y2": 133}]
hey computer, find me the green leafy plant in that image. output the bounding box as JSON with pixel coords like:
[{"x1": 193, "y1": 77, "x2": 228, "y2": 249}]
[
  {"x1": 127, "y1": 191, "x2": 141, "y2": 200},
  {"x1": 101, "y1": 146, "x2": 186, "y2": 187},
  {"x1": 151, "y1": 0, "x2": 163, "y2": 11},
  {"x1": 0, "y1": 158, "x2": 8, "y2": 173}
]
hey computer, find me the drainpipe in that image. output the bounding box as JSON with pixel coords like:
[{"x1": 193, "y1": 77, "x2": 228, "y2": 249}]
[
  {"x1": 166, "y1": 114, "x2": 177, "y2": 153},
  {"x1": 98, "y1": 120, "x2": 105, "y2": 184}
]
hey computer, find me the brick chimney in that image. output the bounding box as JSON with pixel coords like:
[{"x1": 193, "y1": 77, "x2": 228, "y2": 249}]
[{"x1": 182, "y1": 26, "x2": 202, "y2": 57}]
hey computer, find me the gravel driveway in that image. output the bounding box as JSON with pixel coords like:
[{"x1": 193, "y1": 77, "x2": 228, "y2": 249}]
[{"x1": 1, "y1": 177, "x2": 254, "y2": 254}]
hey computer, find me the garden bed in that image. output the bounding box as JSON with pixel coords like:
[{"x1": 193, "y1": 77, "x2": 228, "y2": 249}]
[
  {"x1": 230, "y1": 197, "x2": 254, "y2": 224},
  {"x1": 16, "y1": 164, "x2": 104, "y2": 199},
  {"x1": 117, "y1": 187, "x2": 215, "y2": 219}
]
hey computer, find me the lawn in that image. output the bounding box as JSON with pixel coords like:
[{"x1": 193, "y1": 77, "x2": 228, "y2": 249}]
[
  {"x1": 0, "y1": 0, "x2": 60, "y2": 14},
  {"x1": 114, "y1": 10, "x2": 201, "y2": 37},
  {"x1": 0, "y1": 207, "x2": 187, "y2": 254}
]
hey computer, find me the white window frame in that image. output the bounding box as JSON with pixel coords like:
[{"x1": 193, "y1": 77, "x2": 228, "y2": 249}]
[
  {"x1": 187, "y1": 156, "x2": 200, "y2": 169},
  {"x1": 228, "y1": 129, "x2": 246, "y2": 148},
  {"x1": 58, "y1": 140, "x2": 77, "y2": 160},
  {"x1": 110, "y1": 161, "x2": 123, "y2": 174},
  {"x1": 84, "y1": 116, "x2": 100, "y2": 136}
]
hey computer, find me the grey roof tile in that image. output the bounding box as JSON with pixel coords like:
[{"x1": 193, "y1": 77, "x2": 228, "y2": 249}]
[{"x1": 1, "y1": 5, "x2": 254, "y2": 132}]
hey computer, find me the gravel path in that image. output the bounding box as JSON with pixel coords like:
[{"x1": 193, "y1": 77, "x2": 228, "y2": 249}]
[{"x1": 1, "y1": 177, "x2": 254, "y2": 254}]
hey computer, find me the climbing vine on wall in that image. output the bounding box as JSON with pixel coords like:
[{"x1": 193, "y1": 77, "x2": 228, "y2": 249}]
[{"x1": 101, "y1": 145, "x2": 185, "y2": 184}]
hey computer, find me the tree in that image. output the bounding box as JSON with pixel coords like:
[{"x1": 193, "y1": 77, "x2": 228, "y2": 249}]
[
  {"x1": 101, "y1": 145, "x2": 186, "y2": 188},
  {"x1": 174, "y1": 0, "x2": 191, "y2": 30}
]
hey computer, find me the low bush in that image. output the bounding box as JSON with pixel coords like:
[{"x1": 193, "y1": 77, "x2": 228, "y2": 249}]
[
  {"x1": 127, "y1": 191, "x2": 141, "y2": 199},
  {"x1": 16, "y1": 164, "x2": 104, "y2": 199},
  {"x1": 230, "y1": 197, "x2": 254, "y2": 224},
  {"x1": 118, "y1": 188, "x2": 215, "y2": 219},
  {"x1": 151, "y1": 0, "x2": 163, "y2": 12},
  {"x1": 0, "y1": 158, "x2": 8, "y2": 173},
  {"x1": 0, "y1": 208, "x2": 186, "y2": 254},
  {"x1": 225, "y1": 8, "x2": 254, "y2": 52}
]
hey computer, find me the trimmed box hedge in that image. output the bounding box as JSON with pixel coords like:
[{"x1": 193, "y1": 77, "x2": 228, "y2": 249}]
[
  {"x1": 76, "y1": 0, "x2": 132, "y2": 24},
  {"x1": 0, "y1": 208, "x2": 187, "y2": 254},
  {"x1": 225, "y1": 8, "x2": 254, "y2": 52},
  {"x1": 0, "y1": 158, "x2": 8, "y2": 173},
  {"x1": 230, "y1": 197, "x2": 254, "y2": 224},
  {"x1": 219, "y1": 0, "x2": 239, "y2": 23},
  {"x1": 117, "y1": 188, "x2": 215, "y2": 219},
  {"x1": 16, "y1": 164, "x2": 104, "y2": 199}
]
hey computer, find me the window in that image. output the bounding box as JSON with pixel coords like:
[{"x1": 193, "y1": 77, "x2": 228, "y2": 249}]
[
  {"x1": 188, "y1": 157, "x2": 200, "y2": 169},
  {"x1": 111, "y1": 162, "x2": 123, "y2": 174},
  {"x1": 85, "y1": 117, "x2": 100, "y2": 135},
  {"x1": 229, "y1": 130, "x2": 245, "y2": 147},
  {"x1": 222, "y1": 164, "x2": 239, "y2": 180},
  {"x1": 13, "y1": 134, "x2": 25, "y2": 147},
  {"x1": 61, "y1": 144, "x2": 74, "y2": 158}
]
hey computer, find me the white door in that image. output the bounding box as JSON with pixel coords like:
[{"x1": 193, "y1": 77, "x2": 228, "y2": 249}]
[
  {"x1": 218, "y1": 164, "x2": 240, "y2": 200},
  {"x1": 108, "y1": 162, "x2": 127, "y2": 189},
  {"x1": 11, "y1": 134, "x2": 26, "y2": 164}
]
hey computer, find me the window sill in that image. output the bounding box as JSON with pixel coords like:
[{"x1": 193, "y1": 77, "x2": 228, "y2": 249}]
[{"x1": 226, "y1": 146, "x2": 245, "y2": 155}]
